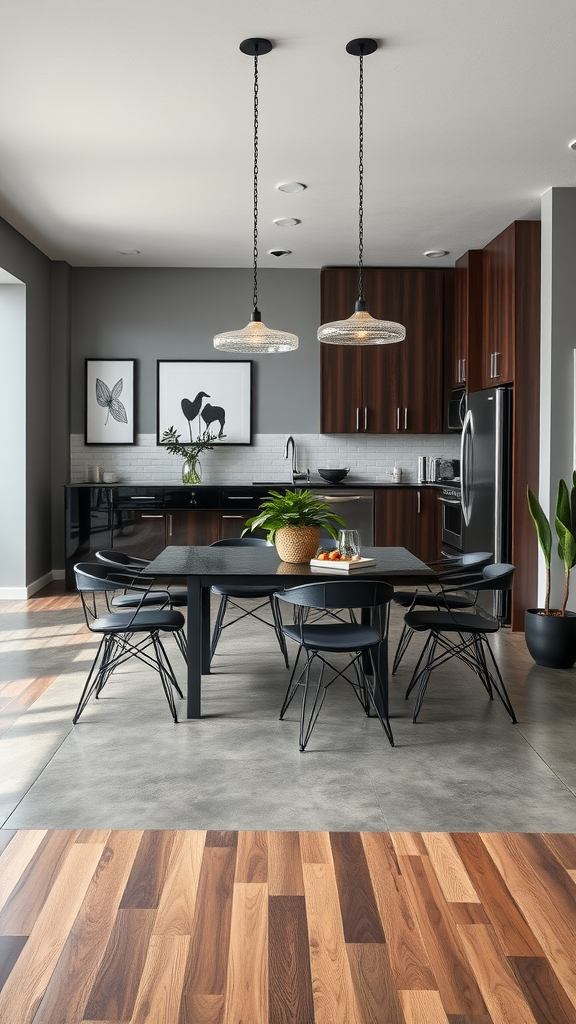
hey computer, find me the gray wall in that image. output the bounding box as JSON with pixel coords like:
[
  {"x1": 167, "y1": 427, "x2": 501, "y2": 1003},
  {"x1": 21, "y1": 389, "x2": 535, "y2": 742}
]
[
  {"x1": 70, "y1": 268, "x2": 321, "y2": 436},
  {"x1": 0, "y1": 216, "x2": 59, "y2": 585},
  {"x1": 0, "y1": 283, "x2": 26, "y2": 589},
  {"x1": 539, "y1": 187, "x2": 576, "y2": 610},
  {"x1": 50, "y1": 262, "x2": 71, "y2": 569}
]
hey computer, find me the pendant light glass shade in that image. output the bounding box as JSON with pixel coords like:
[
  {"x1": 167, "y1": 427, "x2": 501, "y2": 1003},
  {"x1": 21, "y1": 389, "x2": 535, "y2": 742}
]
[
  {"x1": 318, "y1": 302, "x2": 405, "y2": 346},
  {"x1": 213, "y1": 39, "x2": 298, "y2": 354},
  {"x1": 318, "y1": 39, "x2": 405, "y2": 348},
  {"x1": 214, "y1": 312, "x2": 298, "y2": 353}
]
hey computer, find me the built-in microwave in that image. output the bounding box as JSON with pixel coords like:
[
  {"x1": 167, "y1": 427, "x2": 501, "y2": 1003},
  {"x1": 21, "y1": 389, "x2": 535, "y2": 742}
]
[{"x1": 448, "y1": 387, "x2": 466, "y2": 431}]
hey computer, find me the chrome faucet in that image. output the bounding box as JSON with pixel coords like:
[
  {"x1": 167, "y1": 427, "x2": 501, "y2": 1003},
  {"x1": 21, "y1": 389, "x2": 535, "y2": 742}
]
[
  {"x1": 284, "y1": 435, "x2": 297, "y2": 481},
  {"x1": 283, "y1": 435, "x2": 308, "y2": 485}
]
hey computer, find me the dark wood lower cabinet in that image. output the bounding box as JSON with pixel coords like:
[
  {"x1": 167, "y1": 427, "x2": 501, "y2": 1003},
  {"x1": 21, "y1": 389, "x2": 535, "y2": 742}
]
[
  {"x1": 375, "y1": 488, "x2": 439, "y2": 564},
  {"x1": 166, "y1": 510, "x2": 220, "y2": 546},
  {"x1": 111, "y1": 511, "x2": 167, "y2": 561}
]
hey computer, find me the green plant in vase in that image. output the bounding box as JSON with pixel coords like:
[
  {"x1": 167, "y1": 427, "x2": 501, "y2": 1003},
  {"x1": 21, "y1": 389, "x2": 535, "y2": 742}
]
[
  {"x1": 244, "y1": 489, "x2": 346, "y2": 563},
  {"x1": 161, "y1": 426, "x2": 223, "y2": 485}
]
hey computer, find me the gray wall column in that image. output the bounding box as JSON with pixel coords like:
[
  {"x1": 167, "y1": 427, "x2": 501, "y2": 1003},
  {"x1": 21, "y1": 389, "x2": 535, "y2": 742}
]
[{"x1": 539, "y1": 187, "x2": 576, "y2": 609}]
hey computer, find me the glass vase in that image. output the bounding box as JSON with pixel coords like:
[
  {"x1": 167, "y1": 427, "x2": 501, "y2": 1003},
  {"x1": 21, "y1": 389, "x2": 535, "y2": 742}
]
[{"x1": 182, "y1": 458, "x2": 202, "y2": 485}]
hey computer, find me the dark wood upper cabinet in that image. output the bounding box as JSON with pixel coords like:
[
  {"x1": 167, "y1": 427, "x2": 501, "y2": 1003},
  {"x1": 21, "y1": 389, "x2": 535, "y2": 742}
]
[
  {"x1": 481, "y1": 221, "x2": 540, "y2": 389},
  {"x1": 320, "y1": 267, "x2": 451, "y2": 434},
  {"x1": 454, "y1": 250, "x2": 483, "y2": 391}
]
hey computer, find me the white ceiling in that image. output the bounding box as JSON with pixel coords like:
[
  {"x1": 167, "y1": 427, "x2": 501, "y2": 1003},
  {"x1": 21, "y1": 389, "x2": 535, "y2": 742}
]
[{"x1": 1, "y1": 0, "x2": 576, "y2": 268}]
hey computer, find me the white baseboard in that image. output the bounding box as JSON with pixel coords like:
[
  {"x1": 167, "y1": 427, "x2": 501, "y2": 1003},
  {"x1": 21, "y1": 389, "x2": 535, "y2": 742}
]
[
  {"x1": 0, "y1": 586, "x2": 28, "y2": 600},
  {"x1": 26, "y1": 571, "x2": 54, "y2": 597},
  {"x1": 0, "y1": 570, "x2": 65, "y2": 601}
]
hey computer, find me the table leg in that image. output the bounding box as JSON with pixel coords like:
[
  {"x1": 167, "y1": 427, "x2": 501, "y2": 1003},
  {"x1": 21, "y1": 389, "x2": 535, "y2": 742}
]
[
  {"x1": 201, "y1": 585, "x2": 211, "y2": 674},
  {"x1": 187, "y1": 577, "x2": 202, "y2": 718},
  {"x1": 371, "y1": 611, "x2": 393, "y2": 746}
]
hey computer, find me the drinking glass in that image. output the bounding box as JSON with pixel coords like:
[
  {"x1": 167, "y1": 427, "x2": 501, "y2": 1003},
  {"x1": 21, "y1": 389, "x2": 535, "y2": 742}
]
[{"x1": 338, "y1": 529, "x2": 361, "y2": 560}]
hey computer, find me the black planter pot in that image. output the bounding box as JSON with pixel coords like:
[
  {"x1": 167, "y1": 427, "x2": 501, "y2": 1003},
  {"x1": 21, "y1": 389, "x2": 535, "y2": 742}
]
[{"x1": 524, "y1": 609, "x2": 576, "y2": 668}]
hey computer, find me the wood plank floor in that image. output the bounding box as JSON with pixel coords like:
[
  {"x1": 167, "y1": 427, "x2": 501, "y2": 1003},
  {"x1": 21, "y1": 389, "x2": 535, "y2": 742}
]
[{"x1": 0, "y1": 830, "x2": 575, "y2": 1023}]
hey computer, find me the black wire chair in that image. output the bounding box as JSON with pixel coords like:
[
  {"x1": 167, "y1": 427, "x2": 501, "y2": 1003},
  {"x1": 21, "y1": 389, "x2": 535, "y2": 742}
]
[
  {"x1": 209, "y1": 538, "x2": 289, "y2": 668},
  {"x1": 96, "y1": 549, "x2": 188, "y2": 609},
  {"x1": 276, "y1": 579, "x2": 395, "y2": 751},
  {"x1": 73, "y1": 562, "x2": 186, "y2": 724},
  {"x1": 403, "y1": 563, "x2": 517, "y2": 724},
  {"x1": 392, "y1": 551, "x2": 493, "y2": 674}
]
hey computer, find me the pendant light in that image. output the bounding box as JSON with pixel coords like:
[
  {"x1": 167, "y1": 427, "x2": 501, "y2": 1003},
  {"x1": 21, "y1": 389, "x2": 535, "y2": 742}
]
[
  {"x1": 214, "y1": 39, "x2": 298, "y2": 354},
  {"x1": 317, "y1": 39, "x2": 405, "y2": 346}
]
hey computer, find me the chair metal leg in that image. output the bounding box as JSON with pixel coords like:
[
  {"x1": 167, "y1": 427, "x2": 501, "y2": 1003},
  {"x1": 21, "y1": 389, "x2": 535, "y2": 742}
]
[
  {"x1": 152, "y1": 634, "x2": 179, "y2": 722},
  {"x1": 73, "y1": 637, "x2": 106, "y2": 723},
  {"x1": 412, "y1": 635, "x2": 439, "y2": 722},
  {"x1": 299, "y1": 654, "x2": 327, "y2": 751},
  {"x1": 365, "y1": 642, "x2": 394, "y2": 745},
  {"x1": 174, "y1": 628, "x2": 188, "y2": 665},
  {"x1": 405, "y1": 632, "x2": 434, "y2": 698},
  {"x1": 481, "y1": 636, "x2": 517, "y2": 722},
  {"x1": 210, "y1": 596, "x2": 229, "y2": 661},
  {"x1": 270, "y1": 595, "x2": 290, "y2": 668},
  {"x1": 156, "y1": 635, "x2": 185, "y2": 700},
  {"x1": 472, "y1": 634, "x2": 494, "y2": 698},
  {"x1": 392, "y1": 622, "x2": 415, "y2": 674}
]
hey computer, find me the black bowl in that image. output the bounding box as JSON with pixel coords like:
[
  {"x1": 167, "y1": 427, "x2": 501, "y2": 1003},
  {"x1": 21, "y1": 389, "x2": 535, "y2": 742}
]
[{"x1": 317, "y1": 468, "x2": 350, "y2": 483}]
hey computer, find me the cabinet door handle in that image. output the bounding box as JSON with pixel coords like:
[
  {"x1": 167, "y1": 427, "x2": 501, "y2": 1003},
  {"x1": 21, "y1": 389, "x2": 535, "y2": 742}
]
[
  {"x1": 168, "y1": 514, "x2": 173, "y2": 537},
  {"x1": 457, "y1": 358, "x2": 462, "y2": 382},
  {"x1": 226, "y1": 496, "x2": 254, "y2": 501},
  {"x1": 222, "y1": 515, "x2": 243, "y2": 518},
  {"x1": 396, "y1": 407, "x2": 400, "y2": 430},
  {"x1": 462, "y1": 357, "x2": 466, "y2": 381},
  {"x1": 493, "y1": 351, "x2": 500, "y2": 377},
  {"x1": 364, "y1": 407, "x2": 368, "y2": 430},
  {"x1": 404, "y1": 407, "x2": 408, "y2": 430},
  {"x1": 417, "y1": 491, "x2": 421, "y2": 514},
  {"x1": 141, "y1": 514, "x2": 164, "y2": 519},
  {"x1": 356, "y1": 407, "x2": 360, "y2": 431}
]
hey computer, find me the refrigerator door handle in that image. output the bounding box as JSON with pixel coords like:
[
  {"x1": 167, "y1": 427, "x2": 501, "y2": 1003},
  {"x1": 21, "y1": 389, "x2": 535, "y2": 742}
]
[
  {"x1": 494, "y1": 388, "x2": 504, "y2": 563},
  {"x1": 460, "y1": 409, "x2": 473, "y2": 526}
]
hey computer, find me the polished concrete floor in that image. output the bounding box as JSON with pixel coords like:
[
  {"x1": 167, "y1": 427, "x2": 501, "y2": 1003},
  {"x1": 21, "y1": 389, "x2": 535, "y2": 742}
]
[{"x1": 1, "y1": 584, "x2": 576, "y2": 832}]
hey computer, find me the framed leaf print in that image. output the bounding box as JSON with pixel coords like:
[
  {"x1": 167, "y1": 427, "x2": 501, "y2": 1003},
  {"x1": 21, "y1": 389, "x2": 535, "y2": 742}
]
[{"x1": 85, "y1": 359, "x2": 135, "y2": 444}]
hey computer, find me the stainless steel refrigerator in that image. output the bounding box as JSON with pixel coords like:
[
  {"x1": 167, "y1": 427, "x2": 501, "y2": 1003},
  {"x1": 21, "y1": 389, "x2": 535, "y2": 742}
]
[{"x1": 461, "y1": 386, "x2": 513, "y2": 618}]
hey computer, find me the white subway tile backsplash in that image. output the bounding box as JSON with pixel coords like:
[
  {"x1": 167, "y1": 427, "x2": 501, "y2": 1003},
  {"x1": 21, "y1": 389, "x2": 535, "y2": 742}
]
[{"x1": 71, "y1": 433, "x2": 460, "y2": 485}]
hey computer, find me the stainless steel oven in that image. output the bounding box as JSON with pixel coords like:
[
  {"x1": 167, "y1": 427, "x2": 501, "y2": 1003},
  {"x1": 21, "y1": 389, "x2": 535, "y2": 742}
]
[{"x1": 439, "y1": 485, "x2": 463, "y2": 553}]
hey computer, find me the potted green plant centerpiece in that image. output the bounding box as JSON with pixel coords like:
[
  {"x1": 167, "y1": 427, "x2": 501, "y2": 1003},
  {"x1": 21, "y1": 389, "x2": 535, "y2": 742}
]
[
  {"x1": 526, "y1": 473, "x2": 576, "y2": 668},
  {"x1": 244, "y1": 489, "x2": 346, "y2": 563},
  {"x1": 161, "y1": 426, "x2": 223, "y2": 485}
]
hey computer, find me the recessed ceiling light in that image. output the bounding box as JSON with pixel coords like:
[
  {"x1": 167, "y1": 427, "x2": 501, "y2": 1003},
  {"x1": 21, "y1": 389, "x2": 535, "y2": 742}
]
[
  {"x1": 424, "y1": 250, "x2": 449, "y2": 258},
  {"x1": 268, "y1": 249, "x2": 292, "y2": 257},
  {"x1": 569, "y1": 140, "x2": 576, "y2": 151},
  {"x1": 117, "y1": 249, "x2": 140, "y2": 256},
  {"x1": 274, "y1": 217, "x2": 300, "y2": 227},
  {"x1": 277, "y1": 182, "x2": 306, "y2": 193}
]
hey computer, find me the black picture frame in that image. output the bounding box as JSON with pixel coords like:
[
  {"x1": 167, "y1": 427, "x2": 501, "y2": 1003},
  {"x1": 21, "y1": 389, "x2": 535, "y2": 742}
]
[
  {"x1": 85, "y1": 358, "x2": 136, "y2": 445},
  {"x1": 156, "y1": 360, "x2": 252, "y2": 445}
]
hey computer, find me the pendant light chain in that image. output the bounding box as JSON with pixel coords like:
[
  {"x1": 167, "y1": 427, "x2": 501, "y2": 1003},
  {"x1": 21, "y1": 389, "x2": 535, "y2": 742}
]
[
  {"x1": 253, "y1": 53, "x2": 259, "y2": 313},
  {"x1": 213, "y1": 38, "x2": 298, "y2": 352},
  {"x1": 358, "y1": 52, "x2": 364, "y2": 303}
]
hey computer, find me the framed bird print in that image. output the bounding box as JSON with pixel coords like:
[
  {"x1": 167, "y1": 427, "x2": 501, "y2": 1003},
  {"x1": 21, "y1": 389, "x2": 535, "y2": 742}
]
[
  {"x1": 85, "y1": 359, "x2": 135, "y2": 444},
  {"x1": 156, "y1": 361, "x2": 252, "y2": 446}
]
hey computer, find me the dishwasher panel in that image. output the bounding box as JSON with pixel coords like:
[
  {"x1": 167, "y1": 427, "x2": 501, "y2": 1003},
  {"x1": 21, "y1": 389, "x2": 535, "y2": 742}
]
[{"x1": 311, "y1": 489, "x2": 374, "y2": 546}]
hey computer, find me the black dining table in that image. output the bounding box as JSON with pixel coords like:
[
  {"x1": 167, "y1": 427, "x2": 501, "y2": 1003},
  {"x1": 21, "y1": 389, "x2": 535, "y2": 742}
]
[{"x1": 145, "y1": 544, "x2": 437, "y2": 720}]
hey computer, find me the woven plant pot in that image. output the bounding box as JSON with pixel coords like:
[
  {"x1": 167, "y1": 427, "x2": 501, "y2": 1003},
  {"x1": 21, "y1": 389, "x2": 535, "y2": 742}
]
[{"x1": 275, "y1": 525, "x2": 321, "y2": 564}]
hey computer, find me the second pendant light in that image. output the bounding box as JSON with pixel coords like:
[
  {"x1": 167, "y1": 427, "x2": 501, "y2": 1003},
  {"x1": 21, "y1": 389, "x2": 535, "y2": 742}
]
[{"x1": 317, "y1": 39, "x2": 406, "y2": 347}]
